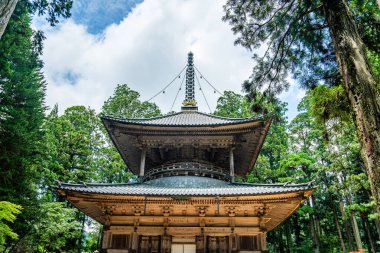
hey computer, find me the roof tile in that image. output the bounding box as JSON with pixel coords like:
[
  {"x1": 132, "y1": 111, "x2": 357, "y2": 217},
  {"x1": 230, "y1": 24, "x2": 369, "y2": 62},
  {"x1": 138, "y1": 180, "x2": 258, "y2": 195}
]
[
  {"x1": 56, "y1": 176, "x2": 313, "y2": 197},
  {"x1": 102, "y1": 111, "x2": 267, "y2": 127}
]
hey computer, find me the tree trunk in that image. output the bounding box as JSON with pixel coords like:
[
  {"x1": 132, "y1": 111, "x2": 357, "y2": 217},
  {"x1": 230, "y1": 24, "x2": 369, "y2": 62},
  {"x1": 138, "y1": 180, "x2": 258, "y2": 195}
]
[
  {"x1": 293, "y1": 215, "x2": 301, "y2": 248},
  {"x1": 339, "y1": 198, "x2": 355, "y2": 251},
  {"x1": 331, "y1": 200, "x2": 347, "y2": 253},
  {"x1": 78, "y1": 214, "x2": 86, "y2": 253},
  {"x1": 361, "y1": 213, "x2": 376, "y2": 253},
  {"x1": 374, "y1": 218, "x2": 380, "y2": 241},
  {"x1": 285, "y1": 221, "x2": 292, "y2": 253},
  {"x1": 309, "y1": 215, "x2": 320, "y2": 253},
  {"x1": 350, "y1": 213, "x2": 363, "y2": 250},
  {"x1": 323, "y1": 0, "x2": 380, "y2": 215},
  {"x1": 278, "y1": 227, "x2": 285, "y2": 253},
  {"x1": 346, "y1": 194, "x2": 364, "y2": 250},
  {"x1": 308, "y1": 197, "x2": 321, "y2": 253},
  {"x1": 0, "y1": 0, "x2": 18, "y2": 40}
]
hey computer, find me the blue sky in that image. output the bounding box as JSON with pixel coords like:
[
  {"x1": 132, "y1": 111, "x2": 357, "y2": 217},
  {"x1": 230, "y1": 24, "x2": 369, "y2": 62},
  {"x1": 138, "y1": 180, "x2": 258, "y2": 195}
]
[
  {"x1": 71, "y1": 0, "x2": 142, "y2": 34},
  {"x1": 37, "y1": 0, "x2": 304, "y2": 121}
]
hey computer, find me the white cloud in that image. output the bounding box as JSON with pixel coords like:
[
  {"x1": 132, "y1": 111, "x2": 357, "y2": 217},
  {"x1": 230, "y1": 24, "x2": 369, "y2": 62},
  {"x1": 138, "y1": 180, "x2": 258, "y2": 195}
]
[{"x1": 39, "y1": 0, "x2": 304, "y2": 119}]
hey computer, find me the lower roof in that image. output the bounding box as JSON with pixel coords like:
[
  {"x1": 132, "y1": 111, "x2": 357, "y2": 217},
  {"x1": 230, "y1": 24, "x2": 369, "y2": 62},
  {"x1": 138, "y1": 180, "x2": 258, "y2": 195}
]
[{"x1": 55, "y1": 176, "x2": 314, "y2": 197}]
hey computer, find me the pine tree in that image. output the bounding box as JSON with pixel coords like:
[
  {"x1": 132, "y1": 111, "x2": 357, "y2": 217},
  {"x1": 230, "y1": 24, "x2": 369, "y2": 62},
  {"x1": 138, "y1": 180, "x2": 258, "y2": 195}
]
[
  {"x1": 223, "y1": 0, "x2": 380, "y2": 215},
  {"x1": 0, "y1": 1, "x2": 46, "y2": 246}
]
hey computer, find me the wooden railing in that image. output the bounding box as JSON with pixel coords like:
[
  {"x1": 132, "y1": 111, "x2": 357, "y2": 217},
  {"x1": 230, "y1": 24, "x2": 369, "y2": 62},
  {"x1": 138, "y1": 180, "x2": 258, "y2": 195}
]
[{"x1": 143, "y1": 162, "x2": 230, "y2": 182}]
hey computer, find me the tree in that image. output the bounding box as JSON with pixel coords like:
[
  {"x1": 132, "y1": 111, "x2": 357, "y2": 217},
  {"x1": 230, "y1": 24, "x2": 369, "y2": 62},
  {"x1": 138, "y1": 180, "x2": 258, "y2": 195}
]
[
  {"x1": 0, "y1": 0, "x2": 72, "y2": 40},
  {"x1": 0, "y1": 1, "x2": 46, "y2": 241},
  {"x1": 102, "y1": 84, "x2": 161, "y2": 119},
  {"x1": 100, "y1": 84, "x2": 161, "y2": 182},
  {"x1": 223, "y1": 0, "x2": 380, "y2": 214},
  {"x1": 12, "y1": 202, "x2": 81, "y2": 253},
  {"x1": 0, "y1": 202, "x2": 22, "y2": 252},
  {"x1": 0, "y1": 0, "x2": 18, "y2": 40},
  {"x1": 41, "y1": 106, "x2": 103, "y2": 187},
  {"x1": 214, "y1": 91, "x2": 253, "y2": 118}
]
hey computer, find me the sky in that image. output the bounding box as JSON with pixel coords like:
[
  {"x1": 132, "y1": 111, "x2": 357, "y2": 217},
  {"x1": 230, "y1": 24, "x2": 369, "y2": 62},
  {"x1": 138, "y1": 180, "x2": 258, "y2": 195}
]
[{"x1": 34, "y1": 0, "x2": 305, "y2": 121}]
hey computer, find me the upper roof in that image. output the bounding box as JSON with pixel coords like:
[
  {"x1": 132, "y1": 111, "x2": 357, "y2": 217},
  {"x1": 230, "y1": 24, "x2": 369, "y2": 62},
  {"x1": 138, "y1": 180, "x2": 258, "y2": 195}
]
[
  {"x1": 101, "y1": 111, "x2": 267, "y2": 127},
  {"x1": 100, "y1": 52, "x2": 272, "y2": 176},
  {"x1": 101, "y1": 113, "x2": 271, "y2": 176},
  {"x1": 55, "y1": 176, "x2": 314, "y2": 197}
]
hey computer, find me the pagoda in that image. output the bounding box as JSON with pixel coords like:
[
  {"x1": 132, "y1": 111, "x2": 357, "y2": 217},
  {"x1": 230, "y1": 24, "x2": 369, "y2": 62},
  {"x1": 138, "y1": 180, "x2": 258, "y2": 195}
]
[{"x1": 56, "y1": 52, "x2": 314, "y2": 253}]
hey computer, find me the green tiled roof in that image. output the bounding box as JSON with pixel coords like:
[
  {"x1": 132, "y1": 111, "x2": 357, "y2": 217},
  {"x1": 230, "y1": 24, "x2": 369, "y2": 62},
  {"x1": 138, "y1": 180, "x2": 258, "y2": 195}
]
[
  {"x1": 101, "y1": 111, "x2": 267, "y2": 127},
  {"x1": 56, "y1": 176, "x2": 314, "y2": 197}
]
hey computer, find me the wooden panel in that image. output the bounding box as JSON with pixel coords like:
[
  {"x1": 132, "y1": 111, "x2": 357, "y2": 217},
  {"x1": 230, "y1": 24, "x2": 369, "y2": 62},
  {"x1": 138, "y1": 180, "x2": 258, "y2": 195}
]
[
  {"x1": 139, "y1": 216, "x2": 165, "y2": 225},
  {"x1": 239, "y1": 236, "x2": 260, "y2": 251},
  {"x1": 184, "y1": 244, "x2": 196, "y2": 253},
  {"x1": 206, "y1": 236, "x2": 229, "y2": 253},
  {"x1": 204, "y1": 227, "x2": 231, "y2": 236},
  {"x1": 137, "y1": 226, "x2": 164, "y2": 235},
  {"x1": 110, "y1": 226, "x2": 134, "y2": 232},
  {"x1": 234, "y1": 217, "x2": 260, "y2": 226},
  {"x1": 168, "y1": 217, "x2": 199, "y2": 226},
  {"x1": 234, "y1": 227, "x2": 260, "y2": 235},
  {"x1": 171, "y1": 244, "x2": 196, "y2": 253},
  {"x1": 110, "y1": 216, "x2": 135, "y2": 225},
  {"x1": 139, "y1": 236, "x2": 161, "y2": 253},
  {"x1": 167, "y1": 227, "x2": 201, "y2": 235},
  {"x1": 111, "y1": 234, "x2": 129, "y2": 249},
  {"x1": 172, "y1": 244, "x2": 184, "y2": 253}
]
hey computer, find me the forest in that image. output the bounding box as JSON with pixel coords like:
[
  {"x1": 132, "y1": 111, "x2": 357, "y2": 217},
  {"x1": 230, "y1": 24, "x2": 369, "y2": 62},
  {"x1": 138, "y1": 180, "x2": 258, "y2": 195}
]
[{"x1": 0, "y1": 0, "x2": 380, "y2": 252}]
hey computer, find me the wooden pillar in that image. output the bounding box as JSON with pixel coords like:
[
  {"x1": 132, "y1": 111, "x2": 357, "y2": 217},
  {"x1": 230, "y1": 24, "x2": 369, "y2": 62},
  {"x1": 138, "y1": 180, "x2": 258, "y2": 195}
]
[
  {"x1": 139, "y1": 148, "x2": 147, "y2": 179},
  {"x1": 131, "y1": 232, "x2": 139, "y2": 253},
  {"x1": 261, "y1": 233, "x2": 268, "y2": 253},
  {"x1": 229, "y1": 148, "x2": 235, "y2": 182},
  {"x1": 229, "y1": 234, "x2": 232, "y2": 253},
  {"x1": 102, "y1": 230, "x2": 110, "y2": 250},
  {"x1": 162, "y1": 235, "x2": 171, "y2": 253}
]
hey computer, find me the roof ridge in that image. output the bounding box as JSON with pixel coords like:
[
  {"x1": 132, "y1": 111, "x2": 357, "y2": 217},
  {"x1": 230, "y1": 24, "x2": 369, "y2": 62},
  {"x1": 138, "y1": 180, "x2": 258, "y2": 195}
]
[
  {"x1": 54, "y1": 180, "x2": 139, "y2": 188},
  {"x1": 232, "y1": 181, "x2": 314, "y2": 187},
  {"x1": 102, "y1": 111, "x2": 271, "y2": 125},
  {"x1": 101, "y1": 111, "x2": 182, "y2": 122},
  {"x1": 195, "y1": 111, "x2": 269, "y2": 121}
]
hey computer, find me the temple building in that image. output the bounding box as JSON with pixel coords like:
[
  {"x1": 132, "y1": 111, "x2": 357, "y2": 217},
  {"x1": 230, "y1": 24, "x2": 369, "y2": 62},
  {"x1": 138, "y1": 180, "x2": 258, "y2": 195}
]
[{"x1": 55, "y1": 53, "x2": 314, "y2": 253}]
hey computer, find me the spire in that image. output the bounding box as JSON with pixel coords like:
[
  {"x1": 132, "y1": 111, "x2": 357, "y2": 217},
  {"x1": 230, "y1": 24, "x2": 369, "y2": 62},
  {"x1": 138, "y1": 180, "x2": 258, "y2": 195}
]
[{"x1": 182, "y1": 52, "x2": 198, "y2": 111}]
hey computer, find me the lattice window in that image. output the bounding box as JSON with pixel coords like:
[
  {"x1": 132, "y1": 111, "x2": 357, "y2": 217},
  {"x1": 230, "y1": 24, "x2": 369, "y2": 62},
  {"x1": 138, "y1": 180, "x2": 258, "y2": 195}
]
[
  {"x1": 239, "y1": 236, "x2": 259, "y2": 250},
  {"x1": 111, "y1": 234, "x2": 129, "y2": 249}
]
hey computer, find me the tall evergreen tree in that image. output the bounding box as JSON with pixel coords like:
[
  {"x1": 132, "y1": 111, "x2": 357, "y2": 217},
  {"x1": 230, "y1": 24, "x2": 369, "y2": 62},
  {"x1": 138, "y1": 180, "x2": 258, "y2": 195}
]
[
  {"x1": 223, "y1": 0, "x2": 380, "y2": 214},
  {"x1": 0, "y1": 1, "x2": 45, "y2": 239}
]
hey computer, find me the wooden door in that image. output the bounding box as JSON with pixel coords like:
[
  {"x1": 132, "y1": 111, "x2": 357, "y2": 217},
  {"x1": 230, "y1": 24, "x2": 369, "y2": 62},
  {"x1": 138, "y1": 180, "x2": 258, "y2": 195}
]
[
  {"x1": 238, "y1": 236, "x2": 260, "y2": 251},
  {"x1": 184, "y1": 244, "x2": 196, "y2": 253},
  {"x1": 171, "y1": 244, "x2": 196, "y2": 253},
  {"x1": 139, "y1": 235, "x2": 161, "y2": 253},
  {"x1": 206, "y1": 236, "x2": 229, "y2": 253}
]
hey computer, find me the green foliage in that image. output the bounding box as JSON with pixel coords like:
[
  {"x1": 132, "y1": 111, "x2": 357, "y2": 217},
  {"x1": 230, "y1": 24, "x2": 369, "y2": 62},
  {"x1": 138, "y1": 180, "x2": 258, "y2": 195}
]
[
  {"x1": 214, "y1": 91, "x2": 253, "y2": 118},
  {"x1": 102, "y1": 84, "x2": 161, "y2": 119},
  {"x1": 0, "y1": 202, "x2": 22, "y2": 251},
  {"x1": 0, "y1": 3, "x2": 47, "y2": 245},
  {"x1": 25, "y1": 0, "x2": 73, "y2": 26},
  {"x1": 18, "y1": 202, "x2": 81, "y2": 253},
  {"x1": 100, "y1": 83, "x2": 161, "y2": 183},
  {"x1": 217, "y1": 88, "x2": 378, "y2": 252},
  {"x1": 223, "y1": 0, "x2": 380, "y2": 98},
  {"x1": 42, "y1": 106, "x2": 103, "y2": 186},
  {"x1": 308, "y1": 85, "x2": 351, "y2": 124}
]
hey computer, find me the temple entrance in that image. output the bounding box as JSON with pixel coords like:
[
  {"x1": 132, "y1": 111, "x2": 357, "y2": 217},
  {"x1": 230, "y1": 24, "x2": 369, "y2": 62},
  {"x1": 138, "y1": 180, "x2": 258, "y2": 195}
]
[
  {"x1": 139, "y1": 235, "x2": 161, "y2": 253},
  {"x1": 171, "y1": 244, "x2": 196, "y2": 253}
]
